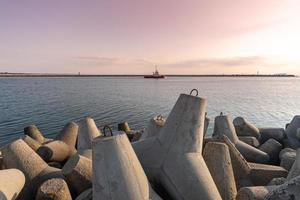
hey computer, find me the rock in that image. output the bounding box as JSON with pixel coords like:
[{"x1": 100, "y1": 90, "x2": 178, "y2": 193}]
[
  {"x1": 238, "y1": 136, "x2": 260, "y2": 148},
  {"x1": 133, "y1": 94, "x2": 221, "y2": 200},
  {"x1": 55, "y1": 121, "x2": 79, "y2": 148},
  {"x1": 1, "y1": 139, "x2": 64, "y2": 199},
  {"x1": 77, "y1": 117, "x2": 101, "y2": 152},
  {"x1": 37, "y1": 140, "x2": 76, "y2": 163},
  {"x1": 0, "y1": 169, "x2": 25, "y2": 200},
  {"x1": 258, "y1": 128, "x2": 286, "y2": 144},
  {"x1": 36, "y1": 178, "x2": 72, "y2": 200},
  {"x1": 24, "y1": 125, "x2": 45, "y2": 143},
  {"x1": 259, "y1": 139, "x2": 282, "y2": 164},
  {"x1": 21, "y1": 135, "x2": 41, "y2": 152},
  {"x1": 62, "y1": 154, "x2": 92, "y2": 196},
  {"x1": 140, "y1": 115, "x2": 166, "y2": 139},
  {"x1": 203, "y1": 142, "x2": 237, "y2": 200},
  {"x1": 233, "y1": 117, "x2": 260, "y2": 139},
  {"x1": 93, "y1": 132, "x2": 162, "y2": 200},
  {"x1": 213, "y1": 114, "x2": 269, "y2": 164}
]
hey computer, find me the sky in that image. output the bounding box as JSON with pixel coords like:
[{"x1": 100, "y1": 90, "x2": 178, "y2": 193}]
[{"x1": 0, "y1": 0, "x2": 300, "y2": 75}]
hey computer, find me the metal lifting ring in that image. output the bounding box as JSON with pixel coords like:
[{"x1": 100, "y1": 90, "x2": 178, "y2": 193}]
[
  {"x1": 102, "y1": 125, "x2": 113, "y2": 137},
  {"x1": 190, "y1": 89, "x2": 198, "y2": 96}
]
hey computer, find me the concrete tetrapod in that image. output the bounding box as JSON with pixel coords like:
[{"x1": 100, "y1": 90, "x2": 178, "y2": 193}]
[
  {"x1": 62, "y1": 154, "x2": 92, "y2": 196},
  {"x1": 24, "y1": 125, "x2": 45, "y2": 143},
  {"x1": 133, "y1": 93, "x2": 221, "y2": 200},
  {"x1": 1, "y1": 139, "x2": 64, "y2": 200},
  {"x1": 78, "y1": 149, "x2": 92, "y2": 160},
  {"x1": 92, "y1": 132, "x2": 162, "y2": 200},
  {"x1": 77, "y1": 117, "x2": 101, "y2": 152},
  {"x1": 259, "y1": 138, "x2": 282, "y2": 164},
  {"x1": 140, "y1": 115, "x2": 166, "y2": 140},
  {"x1": 237, "y1": 175, "x2": 300, "y2": 200},
  {"x1": 258, "y1": 128, "x2": 286, "y2": 144},
  {"x1": 287, "y1": 148, "x2": 300, "y2": 181},
  {"x1": 55, "y1": 121, "x2": 79, "y2": 148},
  {"x1": 233, "y1": 117, "x2": 261, "y2": 139},
  {"x1": 37, "y1": 140, "x2": 76, "y2": 163},
  {"x1": 238, "y1": 136, "x2": 260, "y2": 148},
  {"x1": 204, "y1": 113, "x2": 210, "y2": 137},
  {"x1": 213, "y1": 114, "x2": 270, "y2": 164},
  {"x1": 75, "y1": 188, "x2": 92, "y2": 200},
  {"x1": 285, "y1": 115, "x2": 300, "y2": 148},
  {"x1": 221, "y1": 135, "x2": 287, "y2": 189},
  {"x1": 279, "y1": 148, "x2": 296, "y2": 170},
  {"x1": 0, "y1": 169, "x2": 25, "y2": 200},
  {"x1": 203, "y1": 142, "x2": 237, "y2": 200},
  {"x1": 36, "y1": 178, "x2": 72, "y2": 200},
  {"x1": 21, "y1": 135, "x2": 41, "y2": 152}
]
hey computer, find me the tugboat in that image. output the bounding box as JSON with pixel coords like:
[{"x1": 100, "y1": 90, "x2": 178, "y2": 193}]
[{"x1": 144, "y1": 66, "x2": 165, "y2": 79}]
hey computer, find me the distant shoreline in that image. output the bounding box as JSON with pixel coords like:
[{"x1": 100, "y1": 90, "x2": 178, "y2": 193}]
[{"x1": 0, "y1": 73, "x2": 296, "y2": 78}]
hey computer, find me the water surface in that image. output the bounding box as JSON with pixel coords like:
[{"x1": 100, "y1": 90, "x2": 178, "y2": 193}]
[{"x1": 1, "y1": 77, "x2": 299, "y2": 146}]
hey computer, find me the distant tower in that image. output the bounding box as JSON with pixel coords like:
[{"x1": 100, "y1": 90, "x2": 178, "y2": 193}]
[
  {"x1": 78, "y1": 72, "x2": 81, "y2": 76},
  {"x1": 257, "y1": 70, "x2": 259, "y2": 75}
]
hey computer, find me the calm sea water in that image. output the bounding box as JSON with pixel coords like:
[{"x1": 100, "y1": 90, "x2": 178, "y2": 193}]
[{"x1": 1, "y1": 77, "x2": 300, "y2": 146}]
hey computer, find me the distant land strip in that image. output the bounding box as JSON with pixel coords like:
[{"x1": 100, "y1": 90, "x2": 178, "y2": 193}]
[{"x1": 0, "y1": 72, "x2": 296, "y2": 77}]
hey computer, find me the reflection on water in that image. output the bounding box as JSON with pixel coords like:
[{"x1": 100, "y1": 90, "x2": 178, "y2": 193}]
[{"x1": 1, "y1": 77, "x2": 300, "y2": 145}]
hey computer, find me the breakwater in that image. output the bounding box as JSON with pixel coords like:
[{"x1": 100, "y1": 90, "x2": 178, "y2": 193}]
[{"x1": 1, "y1": 90, "x2": 300, "y2": 199}]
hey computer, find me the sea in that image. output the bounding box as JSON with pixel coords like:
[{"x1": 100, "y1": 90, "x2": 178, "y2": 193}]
[{"x1": 1, "y1": 76, "x2": 300, "y2": 146}]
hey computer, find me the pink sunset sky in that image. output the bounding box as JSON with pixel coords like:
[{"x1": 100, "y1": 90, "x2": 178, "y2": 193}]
[{"x1": 0, "y1": 0, "x2": 300, "y2": 75}]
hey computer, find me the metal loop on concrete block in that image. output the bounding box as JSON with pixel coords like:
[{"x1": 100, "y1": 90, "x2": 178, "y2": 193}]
[
  {"x1": 189, "y1": 89, "x2": 198, "y2": 96},
  {"x1": 102, "y1": 125, "x2": 113, "y2": 137}
]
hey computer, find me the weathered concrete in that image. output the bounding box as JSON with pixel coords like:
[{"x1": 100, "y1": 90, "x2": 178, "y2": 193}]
[
  {"x1": 24, "y1": 125, "x2": 45, "y2": 143},
  {"x1": 258, "y1": 128, "x2": 286, "y2": 144},
  {"x1": 77, "y1": 117, "x2": 101, "y2": 151},
  {"x1": 213, "y1": 114, "x2": 269, "y2": 164},
  {"x1": 233, "y1": 117, "x2": 260, "y2": 139},
  {"x1": 78, "y1": 149, "x2": 92, "y2": 160},
  {"x1": 48, "y1": 162, "x2": 62, "y2": 169},
  {"x1": 140, "y1": 115, "x2": 166, "y2": 139},
  {"x1": 62, "y1": 154, "x2": 92, "y2": 196},
  {"x1": 279, "y1": 148, "x2": 296, "y2": 171},
  {"x1": 265, "y1": 175, "x2": 300, "y2": 200},
  {"x1": 287, "y1": 148, "x2": 300, "y2": 180},
  {"x1": 285, "y1": 115, "x2": 300, "y2": 148},
  {"x1": 55, "y1": 121, "x2": 79, "y2": 147},
  {"x1": 236, "y1": 186, "x2": 276, "y2": 200},
  {"x1": 134, "y1": 94, "x2": 221, "y2": 200},
  {"x1": 37, "y1": 140, "x2": 76, "y2": 163},
  {"x1": 0, "y1": 169, "x2": 25, "y2": 200},
  {"x1": 36, "y1": 178, "x2": 72, "y2": 200},
  {"x1": 21, "y1": 135, "x2": 41, "y2": 152},
  {"x1": 1, "y1": 139, "x2": 64, "y2": 199},
  {"x1": 268, "y1": 177, "x2": 286, "y2": 186},
  {"x1": 221, "y1": 135, "x2": 287, "y2": 188},
  {"x1": 118, "y1": 121, "x2": 131, "y2": 133},
  {"x1": 93, "y1": 132, "x2": 162, "y2": 200},
  {"x1": 259, "y1": 138, "x2": 282, "y2": 164},
  {"x1": 238, "y1": 136, "x2": 260, "y2": 148},
  {"x1": 296, "y1": 128, "x2": 300, "y2": 140},
  {"x1": 204, "y1": 113, "x2": 210, "y2": 137},
  {"x1": 75, "y1": 188, "x2": 92, "y2": 200},
  {"x1": 248, "y1": 162, "x2": 287, "y2": 186},
  {"x1": 203, "y1": 142, "x2": 237, "y2": 200}
]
